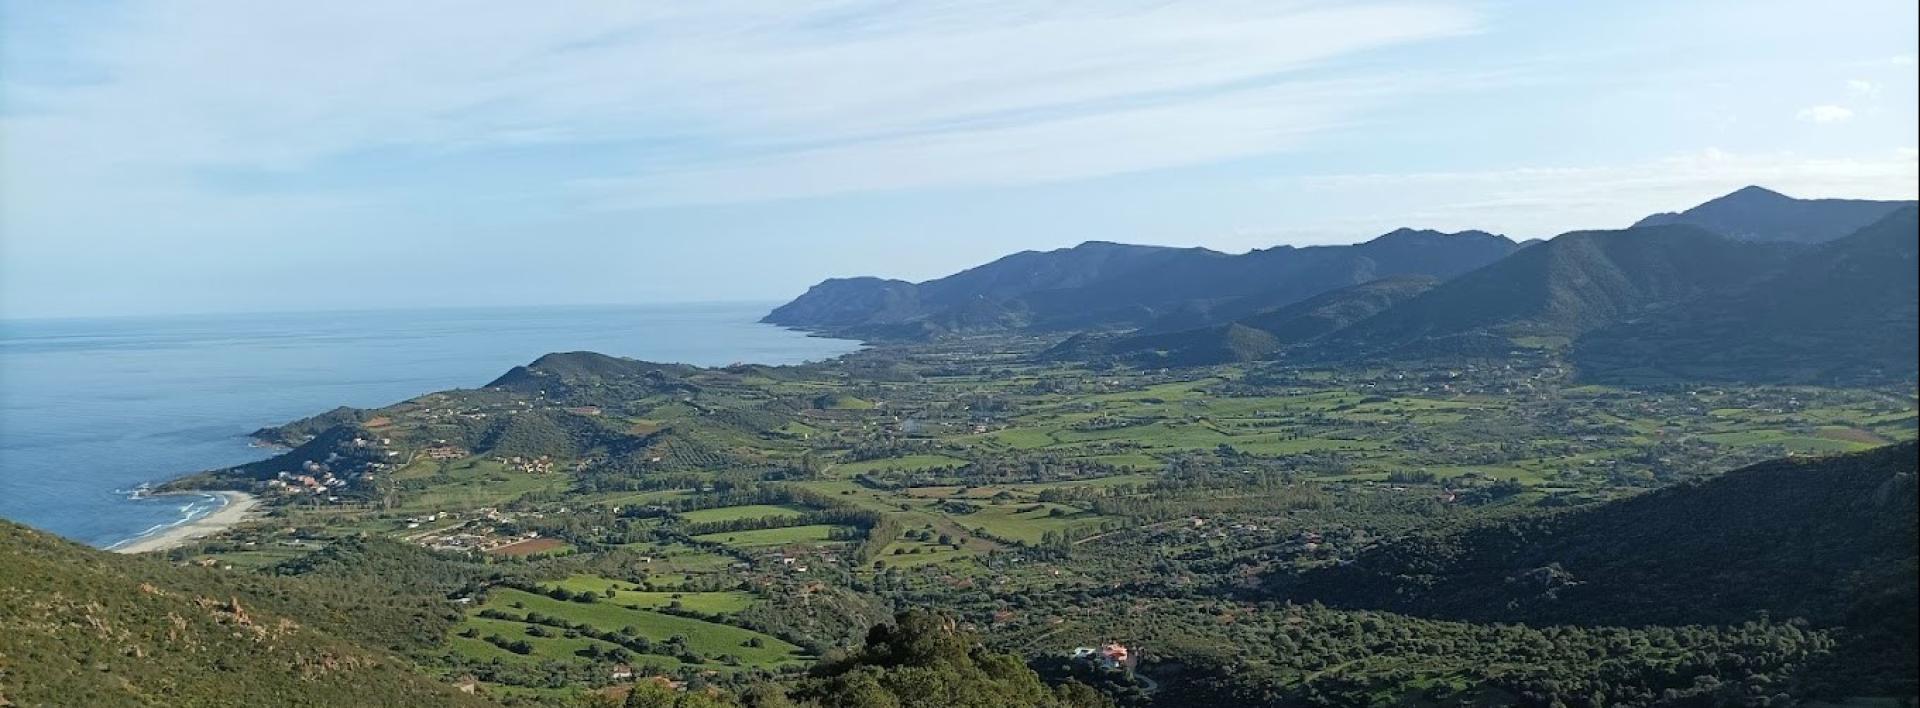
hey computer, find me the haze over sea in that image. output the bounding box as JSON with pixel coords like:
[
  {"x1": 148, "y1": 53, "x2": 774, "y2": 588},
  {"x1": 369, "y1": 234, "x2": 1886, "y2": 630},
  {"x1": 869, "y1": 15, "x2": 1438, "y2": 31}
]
[{"x1": 0, "y1": 303, "x2": 858, "y2": 549}]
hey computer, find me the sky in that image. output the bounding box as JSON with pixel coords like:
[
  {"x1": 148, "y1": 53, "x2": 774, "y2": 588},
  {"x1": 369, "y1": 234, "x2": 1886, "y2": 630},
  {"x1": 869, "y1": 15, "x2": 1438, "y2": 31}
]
[{"x1": 2, "y1": 1, "x2": 1916, "y2": 319}]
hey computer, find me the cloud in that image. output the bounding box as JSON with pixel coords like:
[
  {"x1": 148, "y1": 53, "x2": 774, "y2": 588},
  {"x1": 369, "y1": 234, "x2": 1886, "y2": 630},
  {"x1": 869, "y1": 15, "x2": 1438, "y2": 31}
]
[
  {"x1": 572, "y1": 71, "x2": 1509, "y2": 208},
  {"x1": 2, "y1": 1, "x2": 1483, "y2": 209},
  {"x1": 1795, "y1": 105, "x2": 1855, "y2": 123},
  {"x1": 1846, "y1": 79, "x2": 1880, "y2": 97}
]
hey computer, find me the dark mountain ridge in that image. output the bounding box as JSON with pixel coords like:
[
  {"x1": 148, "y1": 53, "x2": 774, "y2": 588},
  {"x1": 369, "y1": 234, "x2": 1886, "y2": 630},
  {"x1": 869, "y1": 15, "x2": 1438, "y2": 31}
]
[
  {"x1": 1298, "y1": 223, "x2": 1797, "y2": 359},
  {"x1": 1107, "y1": 196, "x2": 1916, "y2": 378},
  {"x1": 1634, "y1": 185, "x2": 1915, "y2": 244},
  {"x1": 1577, "y1": 205, "x2": 1920, "y2": 384},
  {"x1": 1270, "y1": 442, "x2": 1919, "y2": 694},
  {"x1": 766, "y1": 229, "x2": 1518, "y2": 339},
  {"x1": 1050, "y1": 274, "x2": 1441, "y2": 365}
]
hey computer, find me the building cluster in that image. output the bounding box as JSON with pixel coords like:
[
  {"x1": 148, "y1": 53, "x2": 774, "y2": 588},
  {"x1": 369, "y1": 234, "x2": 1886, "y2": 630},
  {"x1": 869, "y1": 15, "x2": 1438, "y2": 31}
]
[
  {"x1": 497, "y1": 455, "x2": 555, "y2": 474},
  {"x1": 1070, "y1": 642, "x2": 1134, "y2": 671},
  {"x1": 264, "y1": 468, "x2": 347, "y2": 497},
  {"x1": 406, "y1": 507, "x2": 544, "y2": 553}
]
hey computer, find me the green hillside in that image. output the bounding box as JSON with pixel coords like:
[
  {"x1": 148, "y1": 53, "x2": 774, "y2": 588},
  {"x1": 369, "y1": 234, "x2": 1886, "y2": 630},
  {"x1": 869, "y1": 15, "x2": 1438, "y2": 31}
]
[
  {"x1": 1306, "y1": 224, "x2": 1793, "y2": 358},
  {"x1": 1271, "y1": 442, "x2": 1918, "y2": 695},
  {"x1": 0, "y1": 522, "x2": 498, "y2": 708},
  {"x1": 1577, "y1": 205, "x2": 1920, "y2": 384},
  {"x1": 787, "y1": 610, "x2": 1105, "y2": 708},
  {"x1": 1068, "y1": 275, "x2": 1439, "y2": 365}
]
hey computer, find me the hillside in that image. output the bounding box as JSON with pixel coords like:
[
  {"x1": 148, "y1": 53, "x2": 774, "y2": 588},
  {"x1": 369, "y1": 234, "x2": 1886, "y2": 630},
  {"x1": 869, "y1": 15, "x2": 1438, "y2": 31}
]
[
  {"x1": 1302, "y1": 224, "x2": 1793, "y2": 358},
  {"x1": 1053, "y1": 275, "x2": 1438, "y2": 365},
  {"x1": 788, "y1": 610, "x2": 1104, "y2": 708},
  {"x1": 1014, "y1": 229, "x2": 1515, "y2": 333},
  {"x1": 764, "y1": 241, "x2": 1193, "y2": 335},
  {"x1": 1635, "y1": 185, "x2": 1915, "y2": 244},
  {"x1": 0, "y1": 521, "x2": 498, "y2": 708},
  {"x1": 1128, "y1": 229, "x2": 1513, "y2": 334},
  {"x1": 766, "y1": 230, "x2": 1516, "y2": 338},
  {"x1": 1270, "y1": 442, "x2": 1918, "y2": 692},
  {"x1": 0, "y1": 519, "x2": 1112, "y2": 708},
  {"x1": 177, "y1": 351, "x2": 805, "y2": 497},
  {"x1": 1577, "y1": 205, "x2": 1920, "y2": 384},
  {"x1": 486, "y1": 351, "x2": 702, "y2": 396}
]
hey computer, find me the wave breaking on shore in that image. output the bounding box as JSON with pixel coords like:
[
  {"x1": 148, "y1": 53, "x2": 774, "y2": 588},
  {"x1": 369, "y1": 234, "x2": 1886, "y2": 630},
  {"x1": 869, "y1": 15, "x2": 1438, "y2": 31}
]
[{"x1": 108, "y1": 490, "x2": 261, "y2": 554}]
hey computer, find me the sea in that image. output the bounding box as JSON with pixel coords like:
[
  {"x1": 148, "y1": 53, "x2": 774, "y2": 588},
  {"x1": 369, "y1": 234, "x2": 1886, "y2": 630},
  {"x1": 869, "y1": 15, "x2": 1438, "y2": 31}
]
[{"x1": 0, "y1": 303, "x2": 860, "y2": 549}]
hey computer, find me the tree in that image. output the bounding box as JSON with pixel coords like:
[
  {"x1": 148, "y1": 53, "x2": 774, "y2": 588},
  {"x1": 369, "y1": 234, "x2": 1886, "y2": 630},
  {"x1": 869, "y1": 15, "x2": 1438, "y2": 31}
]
[
  {"x1": 790, "y1": 610, "x2": 1084, "y2": 708},
  {"x1": 624, "y1": 683, "x2": 677, "y2": 708}
]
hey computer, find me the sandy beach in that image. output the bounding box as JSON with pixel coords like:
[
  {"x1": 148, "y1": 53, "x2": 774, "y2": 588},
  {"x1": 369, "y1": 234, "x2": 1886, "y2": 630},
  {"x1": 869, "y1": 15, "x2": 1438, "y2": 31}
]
[{"x1": 111, "y1": 491, "x2": 262, "y2": 554}]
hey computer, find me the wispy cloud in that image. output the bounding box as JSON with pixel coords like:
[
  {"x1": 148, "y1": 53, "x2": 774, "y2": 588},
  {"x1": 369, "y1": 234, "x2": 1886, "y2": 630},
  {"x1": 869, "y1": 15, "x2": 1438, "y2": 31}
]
[
  {"x1": 2, "y1": 1, "x2": 1482, "y2": 210},
  {"x1": 1795, "y1": 104, "x2": 1855, "y2": 123},
  {"x1": 573, "y1": 70, "x2": 1516, "y2": 208}
]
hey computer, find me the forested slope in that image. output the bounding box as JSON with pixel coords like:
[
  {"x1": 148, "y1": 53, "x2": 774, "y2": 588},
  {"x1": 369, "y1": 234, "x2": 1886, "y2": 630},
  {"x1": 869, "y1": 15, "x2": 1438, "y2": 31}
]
[
  {"x1": 0, "y1": 522, "x2": 499, "y2": 708},
  {"x1": 1268, "y1": 443, "x2": 1918, "y2": 696}
]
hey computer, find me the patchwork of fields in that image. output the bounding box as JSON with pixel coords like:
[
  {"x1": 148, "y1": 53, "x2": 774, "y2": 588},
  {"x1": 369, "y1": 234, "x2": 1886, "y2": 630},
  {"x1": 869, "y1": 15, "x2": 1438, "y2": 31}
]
[{"x1": 179, "y1": 348, "x2": 1917, "y2": 699}]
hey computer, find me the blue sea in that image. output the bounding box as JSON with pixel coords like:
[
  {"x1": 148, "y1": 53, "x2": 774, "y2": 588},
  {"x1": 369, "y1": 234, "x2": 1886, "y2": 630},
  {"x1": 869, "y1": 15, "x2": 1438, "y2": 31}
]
[{"x1": 0, "y1": 303, "x2": 859, "y2": 548}]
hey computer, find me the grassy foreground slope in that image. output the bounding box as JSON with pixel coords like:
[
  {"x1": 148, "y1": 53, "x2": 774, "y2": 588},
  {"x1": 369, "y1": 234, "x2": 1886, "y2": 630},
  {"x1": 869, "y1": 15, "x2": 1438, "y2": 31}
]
[{"x1": 0, "y1": 522, "x2": 498, "y2": 708}]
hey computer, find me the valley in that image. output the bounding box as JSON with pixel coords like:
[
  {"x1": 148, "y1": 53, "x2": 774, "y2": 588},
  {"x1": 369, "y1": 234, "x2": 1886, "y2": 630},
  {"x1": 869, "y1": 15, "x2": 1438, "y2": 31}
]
[
  {"x1": 5, "y1": 188, "x2": 1916, "y2": 708},
  {"x1": 88, "y1": 332, "x2": 1916, "y2": 706}
]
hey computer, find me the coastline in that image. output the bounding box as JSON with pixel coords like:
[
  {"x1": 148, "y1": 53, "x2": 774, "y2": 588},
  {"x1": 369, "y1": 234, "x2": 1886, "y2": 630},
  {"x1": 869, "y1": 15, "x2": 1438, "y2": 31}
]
[
  {"x1": 109, "y1": 490, "x2": 262, "y2": 554},
  {"x1": 2, "y1": 304, "x2": 856, "y2": 551}
]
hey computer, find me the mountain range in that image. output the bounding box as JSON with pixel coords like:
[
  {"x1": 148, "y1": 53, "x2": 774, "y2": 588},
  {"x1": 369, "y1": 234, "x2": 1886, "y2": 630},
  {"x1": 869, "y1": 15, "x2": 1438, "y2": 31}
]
[
  {"x1": 1576, "y1": 205, "x2": 1919, "y2": 384},
  {"x1": 765, "y1": 229, "x2": 1520, "y2": 339},
  {"x1": 772, "y1": 186, "x2": 1918, "y2": 383},
  {"x1": 1633, "y1": 184, "x2": 1912, "y2": 244}
]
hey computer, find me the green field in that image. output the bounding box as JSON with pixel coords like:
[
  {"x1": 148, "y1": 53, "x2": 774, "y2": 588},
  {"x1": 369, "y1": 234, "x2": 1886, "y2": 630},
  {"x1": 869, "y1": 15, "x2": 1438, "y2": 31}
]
[
  {"x1": 608, "y1": 542, "x2": 740, "y2": 576},
  {"x1": 392, "y1": 457, "x2": 569, "y2": 511},
  {"x1": 677, "y1": 504, "x2": 811, "y2": 523},
  {"x1": 834, "y1": 454, "x2": 970, "y2": 475},
  {"x1": 874, "y1": 539, "x2": 977, "y2": 569},
  {"x1": 472, "y1": 588, "x2": 809, "y2": 668},
  {"x1": 692, "y1": 524, "x2": 848, "y2": 548},
  {"x1": 547, "y1": 576, "x2": 756, "y2": 614},
  {"x1": 951, "y1": 502, "x2": 1104, "y2": 544},
  {"x1": 1698, "y1": 429, "x2": 1878, "y2": 453},
  {"x1": 451, "y1": 615, "x2": 653, "y2": 665}
]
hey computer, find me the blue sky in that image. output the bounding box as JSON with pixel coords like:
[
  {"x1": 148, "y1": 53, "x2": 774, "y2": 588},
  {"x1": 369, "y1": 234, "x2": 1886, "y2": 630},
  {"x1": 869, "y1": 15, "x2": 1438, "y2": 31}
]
[{"x1": 2, "y1": 1, "x2": 1915, "y2": 319}]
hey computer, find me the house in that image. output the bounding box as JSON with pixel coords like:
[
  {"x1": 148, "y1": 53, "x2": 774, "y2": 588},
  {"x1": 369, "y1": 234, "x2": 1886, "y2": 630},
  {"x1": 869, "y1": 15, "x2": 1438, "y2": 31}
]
[
  {"x1": 1100, "y1": 643, "x2": 1131, "y2": 669},
  {"x1": 609, "y1": 663, "x2": 634, "y2": 680}
]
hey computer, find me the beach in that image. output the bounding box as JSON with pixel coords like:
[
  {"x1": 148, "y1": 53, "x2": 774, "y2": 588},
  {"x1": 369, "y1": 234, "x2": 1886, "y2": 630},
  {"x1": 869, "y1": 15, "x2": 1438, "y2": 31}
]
[
  {"x1": 110, "y1": 491, "x2": 262, "y2": 554},
  {"x1": 0, "y1": 304, "x2": 856, "y2": 549}
]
